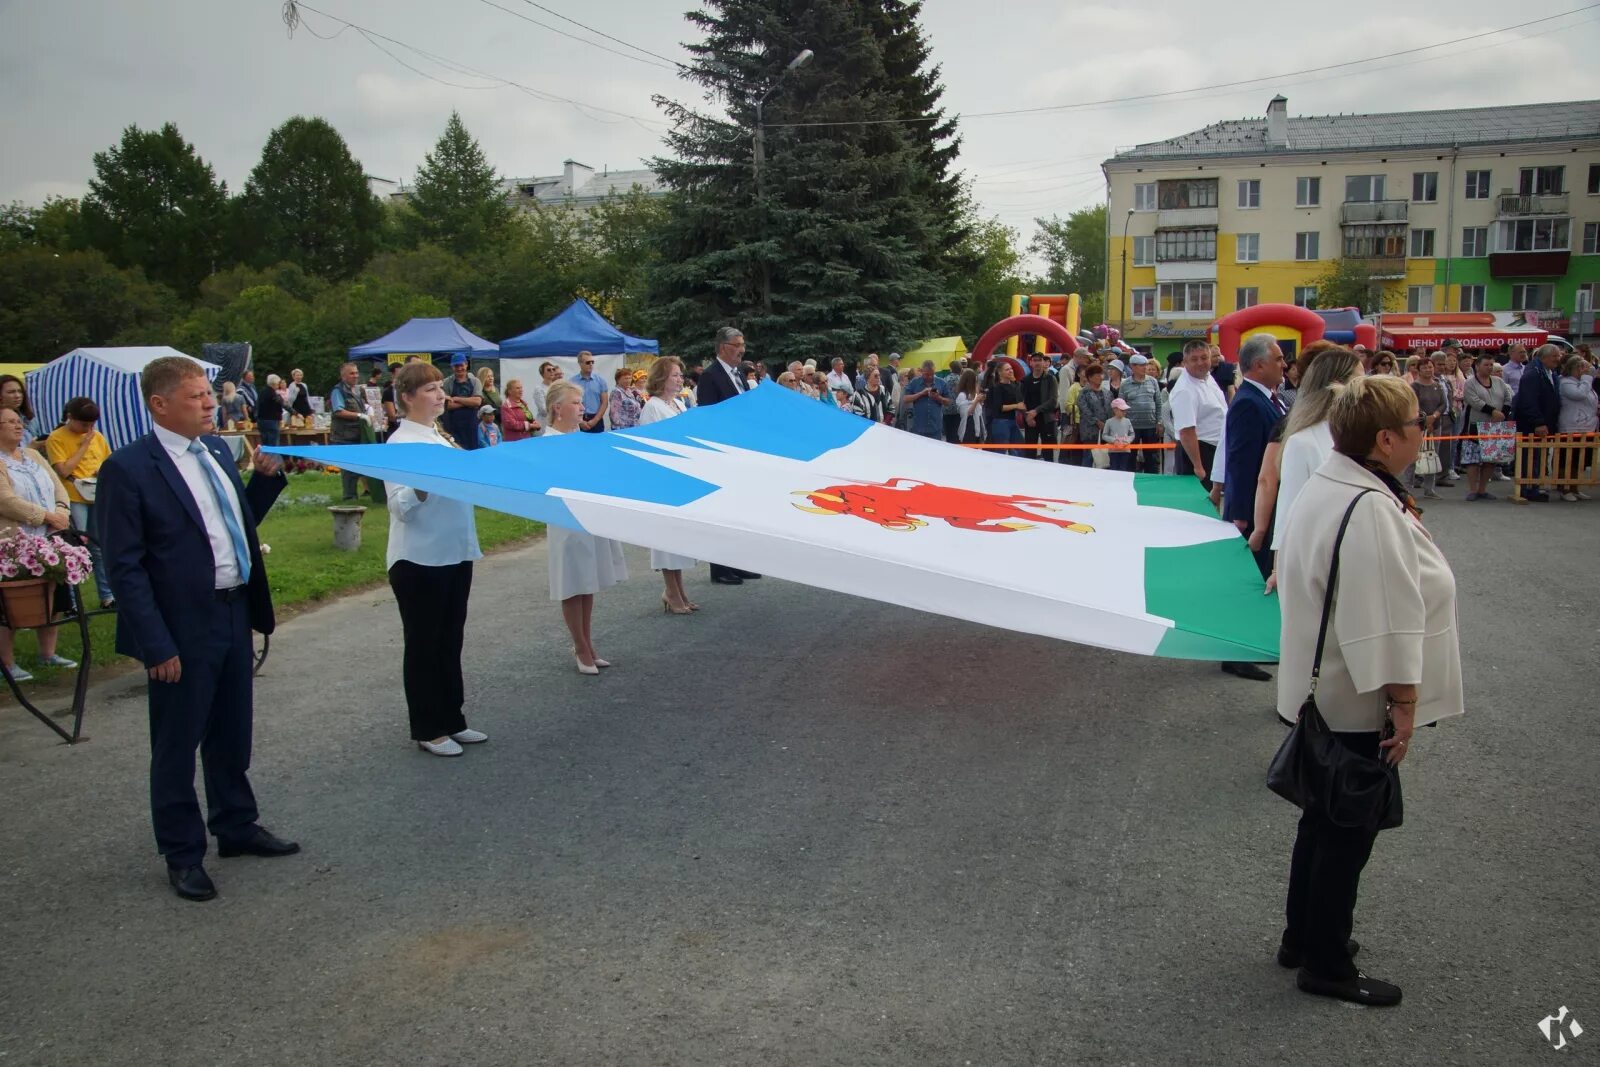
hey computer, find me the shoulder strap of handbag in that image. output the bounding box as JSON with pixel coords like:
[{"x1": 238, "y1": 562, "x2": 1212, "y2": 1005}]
[{"x1": 1308, "y1": 489, "x2": 1378, "y2": 698}]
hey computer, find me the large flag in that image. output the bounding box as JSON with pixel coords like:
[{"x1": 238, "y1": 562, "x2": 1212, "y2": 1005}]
[{"x1": 268, "y1": 386, "x2": 1277, "y2": 660}]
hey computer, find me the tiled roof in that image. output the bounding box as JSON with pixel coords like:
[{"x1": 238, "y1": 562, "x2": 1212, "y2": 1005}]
[{"x1": 1110, "y1": 99, "x2": 1600, "y2": 162}]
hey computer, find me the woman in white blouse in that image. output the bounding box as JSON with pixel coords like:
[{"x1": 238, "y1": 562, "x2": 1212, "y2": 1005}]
[
  {"x1": 529, "y1": 361, "x2": 562, "y2": 432},
  {"x1": 385, "y1": 362, "x2": 487, "y2": 757},
  {"x1": 637, "y1": 357, "x2": 698, "y2": 615},
  {"x1": 542, "y1": 380, "x2": 627, "y2": 674},
  {"x1": 0, "y1": 408, "x2": 75, "y2": 679},
  {"x1": 1273, "y1": 375, "x2": 1462, "y2": 1008},
  {"x1": 1258, "y1": 346, "x2": 1362, "y2": 591}
]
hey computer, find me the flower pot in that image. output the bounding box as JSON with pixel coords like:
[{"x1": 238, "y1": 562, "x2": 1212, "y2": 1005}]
[{"x1": 1, "y1": 578, "x2": 57, "y2": 629}]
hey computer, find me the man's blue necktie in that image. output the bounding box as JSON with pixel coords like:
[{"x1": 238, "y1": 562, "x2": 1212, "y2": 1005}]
[{"x1": 188, "y1": 440, "x2": 251, "y2": 585}]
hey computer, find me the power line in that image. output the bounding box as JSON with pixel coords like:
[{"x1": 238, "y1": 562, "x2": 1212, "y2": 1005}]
[
  {"x1": 766, "y1": 3, "x2": 1600, "y2": 129},
  {"x1": 502, "y1": 0, "x2": 687, "y2": 69},
  {"x1": 283, "y1": 2, "x2": 670, "y2": 131},
  {"x1": 470, "y1": 0, "x2": 681, "y2": 72}
]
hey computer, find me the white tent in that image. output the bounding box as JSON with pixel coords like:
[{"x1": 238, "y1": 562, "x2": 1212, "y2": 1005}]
[{"x1": 26, "y1": 347, "x2": 220, "y2": 450}]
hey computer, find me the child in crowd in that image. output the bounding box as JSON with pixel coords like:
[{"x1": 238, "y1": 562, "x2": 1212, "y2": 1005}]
[
  {"x1": 1104, "y1": 398, "x2": 1135, "y2": 472},
  {"x1": 477, "y1": 405, "x2": 502, "y2": 448}
]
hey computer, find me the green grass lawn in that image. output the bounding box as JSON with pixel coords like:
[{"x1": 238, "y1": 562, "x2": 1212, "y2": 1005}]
[{"x1": 9, "y1": 472, "x2": 543, "y2": 679}]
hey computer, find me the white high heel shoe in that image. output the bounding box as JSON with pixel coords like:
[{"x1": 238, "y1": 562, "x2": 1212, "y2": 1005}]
[
  {"x1": 573, "y1": 647, "x2": 611, "y2": 669},
  {"x1": 574, "y1": 654, "x2": 600, "y2": 676}
]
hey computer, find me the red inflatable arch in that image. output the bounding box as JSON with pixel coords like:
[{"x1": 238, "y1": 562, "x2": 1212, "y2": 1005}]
[
  {"x1": 970, "y1": 314, "x2": 1080, "y2": 364},
  {"x1": 1212, "y1": 303, "x2": 1325, "y2": 361}
]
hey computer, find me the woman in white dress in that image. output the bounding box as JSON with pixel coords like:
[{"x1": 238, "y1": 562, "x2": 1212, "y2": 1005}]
[
  {"x1": 637, "y1": 357, "x2": 698, "y2": 615},
  {"x1": 542, "y1": 379, "x2": 627, "y2": 674}
]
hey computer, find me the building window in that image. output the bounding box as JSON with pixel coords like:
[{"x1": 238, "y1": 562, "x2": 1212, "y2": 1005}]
[
  {"x1": 1409, "y1": 228, "x2": 1436, "y2": 258},
  {"x1": 1583, "y1": 222, "x2": 1599, "y2": 255},
  {"x1": 1461, "y1": 226, "x2": 1488, "y2": 258},
  {"x1": 1237, "y1": 179, "x2": 1260, "y2": 209},
  {"x1": 1344, "y1": 174, "x2": 1386, "y2": 202},
  {"x1": 1131, "y1": 288, "x2": 1156, "y2": 317},
  {"x1": 1511, "y1": 283, "x2": 1555, "y2": 311},
  {"x1": 1293, "y1": 286, "x2": 1317, "y2": 308},
  {"x1": 1589, "y1": 165, "x2": 1600, "y2": 196},
  {"x1": 1459, "y1": 284, "x2": 1486, "y2": 312},
  {"x1": 1465, "y1": 170, "x2": 1492, "y2": 200},
  {"x1": 1411, "y1": 172, "x2": 1438, "y2": 203},
  {"x1": 1498, "y1": 218, "x2": 1571, "y2": 252},
  {"x1": 1157, "y1": 281, "x2": 1215, "y2": 314},
  {"x1": 1236, "y1": 233, "x2": 1260, "y2": 263},
  {"x1": 1132, "y1": 235, "x2": 1155, "y2": 266},
  {"x1": 1577, "y1": 284, "x2": 1596, "y2": 313},
  {"x1": 1407, "y1": 286, "x2": 1434, "y2": 313},
  {"x1": 1156, "y1": 178, "x2": 1217, "y2": 209},
  {"x1": 1134, "y1": 183, "x2": 1157, "y2": 212},
  {"x1": 1519, "y1": 166, "x2": 1564, "y2": 195},
  {"x1": 1343, "y1": 224, "x2": 1406, "y2": 259},
  {"x1": 1155, "y1": 227, "x2": 1217, "y2": 261},
  {"x1": 1236, "y1": 287, "x2": 1259, "y2": 310},
  {"x1": 1296, "y1": 176, "x2": 1320, "y2": 207},
  {"x1": 1294, "y1": 231, "x2": 1320, "y2": 261}
]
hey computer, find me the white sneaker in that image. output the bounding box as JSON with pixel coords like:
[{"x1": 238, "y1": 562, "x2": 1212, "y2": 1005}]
[
  {"x1": 451, "y1": 729, "x2": 488, "y2": 744},
  {"x1": 1577, "y1": 491, "x2": 1592, "y2": 501},
  {"x1": 1562, "y1": 492, "x2": 1579, "y2": 502},
  {"x1": 417, "y1": 737, "x2": 464, "y2": 757}
]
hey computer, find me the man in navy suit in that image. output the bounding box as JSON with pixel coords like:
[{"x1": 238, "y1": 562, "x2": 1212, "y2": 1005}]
[
  {"x1": 1219, "y1": 334, "x2": 1287, "y2": 682},
  {"x1": 98, "y1": 356, "x2": 298, "y2": 902},
  {"x1": 695, "y1": 326, "x2": 762, "y2": 586},
  {"x1": 1512, "y1": 343, "x2": 1563, "y2": 502}
]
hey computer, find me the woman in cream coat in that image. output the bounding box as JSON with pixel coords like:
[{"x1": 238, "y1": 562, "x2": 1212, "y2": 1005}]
[{"x1": 1274, "y1": 375, "x2": 1463, "y2": 1009}]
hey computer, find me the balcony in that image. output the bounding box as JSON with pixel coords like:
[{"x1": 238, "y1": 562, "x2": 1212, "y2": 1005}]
[
  {"x1": 1340, "y1": 200, "x2": 1408, "y2": 225},
  {"x1": 1157, "y1": 206, "x2": 1218, "y2": 229},
  {"x1": 1497, "y1": 192, "x2": 1569, "y2": 217},
  {"x1": 1346, "y1": 256, "x2": 1407, "y2": 279},
  {"x1": 1489, "y1": 251, "x2": 1570, "y2": 279}
]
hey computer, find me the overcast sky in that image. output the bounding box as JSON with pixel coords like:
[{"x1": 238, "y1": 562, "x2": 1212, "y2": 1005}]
[{"x1": 3, "y1": 0, "x2": 1597, "y2": 260}]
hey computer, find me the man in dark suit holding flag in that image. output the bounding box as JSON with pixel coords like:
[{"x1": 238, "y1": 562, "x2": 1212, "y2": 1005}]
[
  {"x1": 695, "y1": 326, "x2": 762, "y2": 585},
  {"x1": 1219, "y1": 333, "x2": 1287, "y2": 682},
  {"x1": 98, "y1": 356, "x2": 299, "y2": 902}
]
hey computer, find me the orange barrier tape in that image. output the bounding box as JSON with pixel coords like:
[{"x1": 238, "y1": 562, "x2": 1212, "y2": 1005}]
[{"x1": 956, "y1": 432, "x2": 1596, "y2": 452}]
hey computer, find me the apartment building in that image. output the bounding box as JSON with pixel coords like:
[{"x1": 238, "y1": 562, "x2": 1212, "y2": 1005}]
[{"x1": 1103, "y1": 96, "x2": 1600, "y2": 361}]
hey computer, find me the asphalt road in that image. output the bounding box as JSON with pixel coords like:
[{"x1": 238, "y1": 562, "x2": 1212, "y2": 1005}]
[{"x1": 2, "y1": 492, "x2": 1596, "y2": 1066}]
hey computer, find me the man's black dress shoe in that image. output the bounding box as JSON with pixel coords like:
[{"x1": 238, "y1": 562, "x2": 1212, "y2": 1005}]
[
  {"x1": 168, "y1": 864, "x2": 217, "y2": 902},
  {"x1": 732, "y1": 569, "x2": 762, "y2": 580},
  {"x1": 1221, "y1": 661, "x2": 1272, "y2": 681},
  {"x1": 218, "y1": 828, "x2": 301, "y2": 858},
  {"x1": 711, "y1": 574, "x2": 744, "y2": 586},
  {"x1": 1277, "y1": 938, "x2": 1359, "y2": 969},
  {"x1": 1296, "y1": 968, "x2": 1401, "y2": 1007}
]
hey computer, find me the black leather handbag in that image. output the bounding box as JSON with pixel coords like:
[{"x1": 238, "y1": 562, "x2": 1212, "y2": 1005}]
[{"x1": 1267, "y1": 489, "x2": 1403, "y2": 830}]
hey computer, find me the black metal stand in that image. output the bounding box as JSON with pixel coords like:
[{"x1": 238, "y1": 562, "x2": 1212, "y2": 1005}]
[{"x1": 0, "y1": 584, "x2": 109, "y2": 745}]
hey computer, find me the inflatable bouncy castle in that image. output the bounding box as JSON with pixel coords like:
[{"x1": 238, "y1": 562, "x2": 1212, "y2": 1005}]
[{"x1": 1003, "y1": 293, "x2": 1082, "y2": 356}]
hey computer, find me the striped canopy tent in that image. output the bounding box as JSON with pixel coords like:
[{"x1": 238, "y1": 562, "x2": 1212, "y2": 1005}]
[{"x1": 26, "y1": 347, "x2": 220, "y2": 450}]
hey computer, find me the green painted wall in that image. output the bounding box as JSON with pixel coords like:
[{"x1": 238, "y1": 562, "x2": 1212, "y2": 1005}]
[{"x1": 1433, "y1": 255, "x2": 1600, "y2": 312}]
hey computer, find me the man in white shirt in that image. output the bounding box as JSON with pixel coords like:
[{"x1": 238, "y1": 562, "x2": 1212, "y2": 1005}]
[
  {"x1": 1169, "y1": 338, "x2": 1229, "y2": 491},
  {"x1": 97, "y1": 356, "x2": 297, "y2": 902},
  {"x1": 825, "y1": 357, "x2": 853, "y2": 395},
  {"x1": 695, "y1": 327, "x2": 761, "y2": 585}
]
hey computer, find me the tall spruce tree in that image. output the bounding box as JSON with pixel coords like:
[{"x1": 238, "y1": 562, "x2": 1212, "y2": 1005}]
[
  {"x1": 236, "y1": 117, "x2": 382, "y2": 280},
  {"x1": 647, "y1": 0, "x2": 952, "y2": 362},
  {"x1": 80, "y1": 123, "x2": 229, "y2": 294},
  {"x1": 407, "y1": 111, "x2": 513, "y2": 255}
]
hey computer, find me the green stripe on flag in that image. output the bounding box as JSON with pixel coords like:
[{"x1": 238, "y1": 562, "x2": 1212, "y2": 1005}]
[
  {"x1": 1133, "y1": 474, "x2": 1280, "y2": 661},
  {"x1": 1131, "y1": 473, "x2": 1217, "y2": 518}
]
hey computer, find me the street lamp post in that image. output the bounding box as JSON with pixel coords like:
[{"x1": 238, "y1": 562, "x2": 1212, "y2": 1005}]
[
  {"x1": 752, "y1": 48, "x2": 813, "y2": 315},
  {"x1": 1119, "y1": 208, "x2": 1135, "y2": 340}
]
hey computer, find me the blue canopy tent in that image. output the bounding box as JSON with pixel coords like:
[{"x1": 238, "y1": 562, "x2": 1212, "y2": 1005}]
[
  {"x1": 498, "y1": 299, "x2": 658, "y2": 358},
  {"x1": 348, "y1": 317, "x2": 499, "y2": 364}
]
